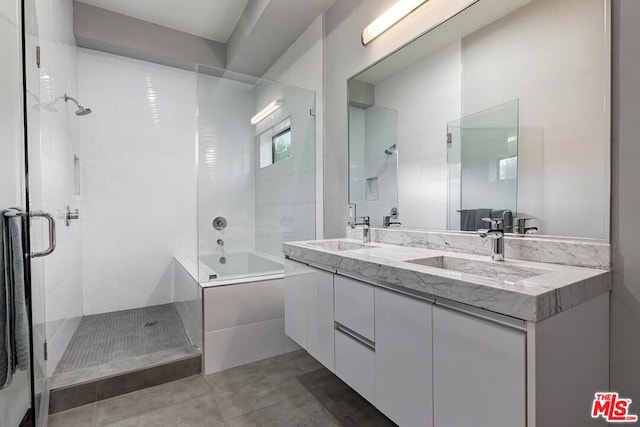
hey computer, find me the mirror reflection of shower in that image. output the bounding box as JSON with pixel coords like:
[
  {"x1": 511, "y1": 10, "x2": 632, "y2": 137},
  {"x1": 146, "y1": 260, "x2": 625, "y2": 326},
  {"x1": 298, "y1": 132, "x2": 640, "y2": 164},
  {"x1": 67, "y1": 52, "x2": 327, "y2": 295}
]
[
  {"x1": 384, "y1": 144, "x2": 397, "y2": 155},
  {"x1": 376, "y1": 143, "x2": 398, "y2": 176}
]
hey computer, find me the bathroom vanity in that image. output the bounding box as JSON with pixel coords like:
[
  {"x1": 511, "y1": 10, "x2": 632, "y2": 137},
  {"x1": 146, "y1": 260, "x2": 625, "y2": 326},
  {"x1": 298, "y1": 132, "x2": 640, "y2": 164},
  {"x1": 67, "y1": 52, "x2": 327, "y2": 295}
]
[{"x1": 283, "y1": 235, "x2": 610, "y2": 427}]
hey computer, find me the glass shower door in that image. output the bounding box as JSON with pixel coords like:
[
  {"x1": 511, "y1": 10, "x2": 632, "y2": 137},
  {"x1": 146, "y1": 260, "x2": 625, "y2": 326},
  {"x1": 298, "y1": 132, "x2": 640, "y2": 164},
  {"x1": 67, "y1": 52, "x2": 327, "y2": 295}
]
[
  {"x1": 0, "y1": 0, "x2": 42, "y2": 425},
  {"x1": 24, "y1": 0, "x2": 49, "y2": 424}
]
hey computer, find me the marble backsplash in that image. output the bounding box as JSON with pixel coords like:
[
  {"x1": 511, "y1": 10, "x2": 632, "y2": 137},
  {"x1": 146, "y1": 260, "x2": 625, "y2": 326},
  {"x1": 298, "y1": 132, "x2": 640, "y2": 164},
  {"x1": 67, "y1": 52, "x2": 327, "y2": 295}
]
[{"x1": 346, "y1": 227, "x2": 611, "y2": 269}]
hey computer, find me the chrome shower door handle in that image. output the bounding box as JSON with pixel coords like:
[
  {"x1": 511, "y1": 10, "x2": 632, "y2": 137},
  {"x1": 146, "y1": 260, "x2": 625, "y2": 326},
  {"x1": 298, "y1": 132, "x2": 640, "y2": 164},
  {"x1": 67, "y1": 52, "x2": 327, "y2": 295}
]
[{"x1": 31, "y1": 211, "x2": 56, "y2": 258}]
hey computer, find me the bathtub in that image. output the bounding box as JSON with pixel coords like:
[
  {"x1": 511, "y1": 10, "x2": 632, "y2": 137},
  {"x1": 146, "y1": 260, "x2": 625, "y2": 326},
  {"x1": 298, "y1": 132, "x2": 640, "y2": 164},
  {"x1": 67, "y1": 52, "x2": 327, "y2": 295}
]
[{"x1": 198, "y1": 251, "x2": 284, "y2": 285}]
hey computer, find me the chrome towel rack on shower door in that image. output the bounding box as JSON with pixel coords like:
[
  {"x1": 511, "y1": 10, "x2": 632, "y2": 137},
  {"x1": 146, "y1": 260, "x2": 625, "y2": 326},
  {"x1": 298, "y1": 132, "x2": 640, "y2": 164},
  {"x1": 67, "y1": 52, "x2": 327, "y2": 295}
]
[{"x1": 3, "y1": 210, "x2": 56, "y2": 258}]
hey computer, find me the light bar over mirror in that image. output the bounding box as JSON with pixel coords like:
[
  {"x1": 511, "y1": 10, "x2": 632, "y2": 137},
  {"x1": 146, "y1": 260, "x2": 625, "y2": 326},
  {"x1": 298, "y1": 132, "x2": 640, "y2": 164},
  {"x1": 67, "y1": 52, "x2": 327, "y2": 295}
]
[{"x1": 362, "y1": 0, "x2": 430, "y2": 45}]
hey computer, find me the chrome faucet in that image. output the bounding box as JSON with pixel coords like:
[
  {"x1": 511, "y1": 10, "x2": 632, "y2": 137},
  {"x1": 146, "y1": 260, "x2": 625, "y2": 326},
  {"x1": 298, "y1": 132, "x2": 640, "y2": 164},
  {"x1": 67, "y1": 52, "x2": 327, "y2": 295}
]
[
  {"x1": 382, "y1": 216, "x2": 401, "y2": 228},
  {"x1": 513, "y1": 217, "x2": 538, "y2": 235},
  {"x1": 350, "y1": 216, "x2": 371, "y2": 243},
  {"x1": 478, "y1": 218, "x2": 505, "y2": 261}
]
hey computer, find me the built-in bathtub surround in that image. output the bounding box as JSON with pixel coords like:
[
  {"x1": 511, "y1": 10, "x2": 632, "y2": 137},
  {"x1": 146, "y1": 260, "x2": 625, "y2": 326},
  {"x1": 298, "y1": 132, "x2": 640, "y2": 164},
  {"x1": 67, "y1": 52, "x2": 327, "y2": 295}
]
[
  {"x1": 202, "y1": 278, "x2": 298, "y2": 374},
  {"x1": 284, "y1": 239, "x2": 611, "y2": 322},
  {"x1": 346, "y1": 227, "x2": 611, "y2": 270}
]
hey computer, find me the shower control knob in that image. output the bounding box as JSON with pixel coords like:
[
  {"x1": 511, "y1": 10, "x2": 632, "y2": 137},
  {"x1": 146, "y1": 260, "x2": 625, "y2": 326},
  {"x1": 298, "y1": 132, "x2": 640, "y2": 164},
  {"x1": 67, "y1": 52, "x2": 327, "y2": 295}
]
[
  {"x1": 65, "y1": 205, "x2": 79, "y2": 227},
  {"x1": 212, "y1": 216, "x2": 227, "y2": 231}
]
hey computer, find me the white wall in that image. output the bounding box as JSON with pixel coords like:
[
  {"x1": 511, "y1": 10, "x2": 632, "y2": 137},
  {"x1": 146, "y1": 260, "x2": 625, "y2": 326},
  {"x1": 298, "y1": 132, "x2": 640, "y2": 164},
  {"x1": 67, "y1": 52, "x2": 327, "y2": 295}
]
[
  {"x1": 373, "y1": 41, "x2": 462, "y2": 229},
  {"x1": 78, "y1": 49, "x2": 196, "y2": 315},
  {"x1": 462, "y1": 0, "x2": 608, "y2": 239},
  {"x1": 0, "y1": 0, "x2": 31, "y2": 423},
  {"x1": 262, "y1": 16, "x2": 324, "y2": 239},
  {"x1": 29, "y1": 0, "x2": 85, "y2": 375}
]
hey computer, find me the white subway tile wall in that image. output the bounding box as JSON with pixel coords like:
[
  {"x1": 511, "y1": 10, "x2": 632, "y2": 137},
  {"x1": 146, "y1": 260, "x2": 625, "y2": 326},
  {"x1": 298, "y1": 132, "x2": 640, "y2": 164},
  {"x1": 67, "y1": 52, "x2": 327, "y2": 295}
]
[{"x1": 78, "y1": 49, "x2": 197, "y2": 315}]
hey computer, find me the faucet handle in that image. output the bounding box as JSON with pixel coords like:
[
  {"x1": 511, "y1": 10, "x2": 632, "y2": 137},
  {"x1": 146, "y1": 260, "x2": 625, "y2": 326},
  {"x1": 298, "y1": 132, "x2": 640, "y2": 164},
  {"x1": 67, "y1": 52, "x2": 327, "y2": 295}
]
[
  {"x1": 359, "y1": 216, "x2": 370, "y2": 224},
  {"x1": 481, "y1": 217, "x2": 504, "y2": 230}
]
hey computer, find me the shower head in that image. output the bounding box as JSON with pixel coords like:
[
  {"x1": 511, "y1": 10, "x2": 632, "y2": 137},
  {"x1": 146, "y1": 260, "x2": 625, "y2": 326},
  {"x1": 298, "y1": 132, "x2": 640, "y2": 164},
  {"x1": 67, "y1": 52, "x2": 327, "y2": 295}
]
[
  {"x1": 75, "y1": 107, "x2": 92, "y2": 116},
  {"x1": 64, "y1": 94, "x2": 92, "y2": 116},
  {"x1": 384, "y1": 144, "x2": 397, "y2": 155}
]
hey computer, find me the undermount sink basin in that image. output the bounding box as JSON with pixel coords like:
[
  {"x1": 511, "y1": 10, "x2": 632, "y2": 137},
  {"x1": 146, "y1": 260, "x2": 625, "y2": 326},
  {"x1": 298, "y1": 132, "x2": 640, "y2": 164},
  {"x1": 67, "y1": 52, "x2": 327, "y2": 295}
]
[
  {"x1": 307, "y1": 240, "x2": 378, "y2": 251},
  {"x1": 407, "y1": 256, "x2": 547, "y2": 282}
]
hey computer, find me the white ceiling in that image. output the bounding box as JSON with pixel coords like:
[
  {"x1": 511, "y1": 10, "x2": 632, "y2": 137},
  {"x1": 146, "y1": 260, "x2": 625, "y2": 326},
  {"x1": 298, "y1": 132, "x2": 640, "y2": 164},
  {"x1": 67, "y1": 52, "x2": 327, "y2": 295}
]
[{"x1": 76, "y1": 0, "x2": 250, "y2": 42}]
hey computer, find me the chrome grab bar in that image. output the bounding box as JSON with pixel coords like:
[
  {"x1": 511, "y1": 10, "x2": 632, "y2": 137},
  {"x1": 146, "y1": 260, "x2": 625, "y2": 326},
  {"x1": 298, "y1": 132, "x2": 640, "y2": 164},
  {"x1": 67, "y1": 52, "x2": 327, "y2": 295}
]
[{"x1": 3, "y1": 210, "x2": 56, "y2": 258}]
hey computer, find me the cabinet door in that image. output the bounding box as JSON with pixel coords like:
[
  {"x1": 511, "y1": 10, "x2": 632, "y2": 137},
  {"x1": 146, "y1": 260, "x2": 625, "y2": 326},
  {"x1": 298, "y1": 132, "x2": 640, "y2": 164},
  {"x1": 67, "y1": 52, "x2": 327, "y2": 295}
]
[
  {"x1": 284, "y1": 259, "x2": 310, "y2": 349},
  {"x1": 375, "y1": 288, "x2": 433, "y2": 427},
  {"x1": 433, "y1": 305, "x2": 526, "y2": 427},
  {"x1": 307, "y1": 269, "x2": 335, "y2": 371}
]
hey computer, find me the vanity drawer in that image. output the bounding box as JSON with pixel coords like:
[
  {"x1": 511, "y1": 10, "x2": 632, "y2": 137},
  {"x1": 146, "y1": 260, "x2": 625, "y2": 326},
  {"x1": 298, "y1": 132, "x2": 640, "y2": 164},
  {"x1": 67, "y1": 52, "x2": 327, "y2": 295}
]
[
  {"x1": 334, "y1": 274, "x2": 375, "y2": 342},
  {"x1": 335, "y1": 326, "x2": 376, "y2": 404}
]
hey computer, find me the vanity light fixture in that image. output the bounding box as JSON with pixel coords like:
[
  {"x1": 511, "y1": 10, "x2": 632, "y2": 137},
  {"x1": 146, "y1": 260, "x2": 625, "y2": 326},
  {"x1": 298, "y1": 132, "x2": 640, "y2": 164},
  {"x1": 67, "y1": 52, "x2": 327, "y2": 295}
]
[
  {"x1": 362, "y1": 0, "x2": 430, "y2": 46},
  {"x1": 250, "y1": 99, "x2": 283, "y2": 125}
]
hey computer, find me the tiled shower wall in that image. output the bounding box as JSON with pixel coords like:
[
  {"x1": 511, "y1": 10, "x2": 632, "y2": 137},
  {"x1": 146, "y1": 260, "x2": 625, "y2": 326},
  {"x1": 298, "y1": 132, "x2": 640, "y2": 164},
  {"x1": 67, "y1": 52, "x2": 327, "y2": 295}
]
[{"x1": 77, "y1": 49, "x2": 197, "y2": 315}]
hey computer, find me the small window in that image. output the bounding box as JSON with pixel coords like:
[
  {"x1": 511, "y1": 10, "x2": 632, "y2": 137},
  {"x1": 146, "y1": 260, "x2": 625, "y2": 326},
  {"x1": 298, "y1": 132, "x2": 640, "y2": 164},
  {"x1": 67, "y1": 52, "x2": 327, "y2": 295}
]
[
  {"x1": 498, "y1": 156, "x2": 517, "y2": 181},
  {"x1": 272, "y1": 128, "x2": 291, "y2": 163},
  {"x1": 259, "y1": 117, "x2": 291, "y2": 168}
]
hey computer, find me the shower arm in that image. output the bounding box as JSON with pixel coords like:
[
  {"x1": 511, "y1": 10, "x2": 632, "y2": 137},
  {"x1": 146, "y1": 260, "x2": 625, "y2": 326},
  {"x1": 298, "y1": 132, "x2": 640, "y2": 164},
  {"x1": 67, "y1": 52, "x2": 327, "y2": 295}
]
[{"x1": 64, "y1": 94, "x2": 82, "y2": 108}]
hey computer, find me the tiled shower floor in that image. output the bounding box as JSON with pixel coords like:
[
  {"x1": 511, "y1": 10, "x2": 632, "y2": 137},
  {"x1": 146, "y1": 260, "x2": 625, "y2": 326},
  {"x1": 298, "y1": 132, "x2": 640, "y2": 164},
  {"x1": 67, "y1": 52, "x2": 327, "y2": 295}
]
[{"x1": 54, "y1": 304, "x2": 192, "y2": 375}]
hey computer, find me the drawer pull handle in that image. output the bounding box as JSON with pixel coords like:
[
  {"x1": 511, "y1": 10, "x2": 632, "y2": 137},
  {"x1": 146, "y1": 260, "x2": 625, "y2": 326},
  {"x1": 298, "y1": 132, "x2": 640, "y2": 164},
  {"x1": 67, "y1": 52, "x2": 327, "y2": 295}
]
[{"x1": 335, "y1": 322, "x2": 375, "y2": 350}]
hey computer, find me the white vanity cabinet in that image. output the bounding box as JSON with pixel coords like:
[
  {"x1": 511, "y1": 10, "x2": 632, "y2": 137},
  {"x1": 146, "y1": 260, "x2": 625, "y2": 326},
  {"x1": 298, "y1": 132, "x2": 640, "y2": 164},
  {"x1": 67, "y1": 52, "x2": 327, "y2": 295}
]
[
  {"x1": 284, "y1": 259, "x2": 609, "y2": 427},
  {"x1": 432, "y1": 304, "x2": 526, "y2": 427},
  {"x1": 375, "y1": 287, "x2": 434, "y2": 427},
  {"x1": 283, "y1": 259, "x2": 335, "y2": 371}
]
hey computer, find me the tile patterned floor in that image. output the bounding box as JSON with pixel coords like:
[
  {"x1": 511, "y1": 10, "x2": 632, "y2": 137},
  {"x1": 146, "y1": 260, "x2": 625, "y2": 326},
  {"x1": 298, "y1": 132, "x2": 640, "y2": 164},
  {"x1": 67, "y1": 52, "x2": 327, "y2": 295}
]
[
  {"x1": 48, "y1": 351, "x2": 396, "y2": 426},
  {"x1": 54, "y1": 304, "x2": 191, "y2": 375}
]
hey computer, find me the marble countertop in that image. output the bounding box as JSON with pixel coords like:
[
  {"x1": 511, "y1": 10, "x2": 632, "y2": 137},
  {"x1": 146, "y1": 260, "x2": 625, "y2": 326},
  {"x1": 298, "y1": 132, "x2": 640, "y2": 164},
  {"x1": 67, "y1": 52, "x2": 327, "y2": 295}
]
[{"x1": 283, "y1": 239, "x2": 611, "y2": 322}]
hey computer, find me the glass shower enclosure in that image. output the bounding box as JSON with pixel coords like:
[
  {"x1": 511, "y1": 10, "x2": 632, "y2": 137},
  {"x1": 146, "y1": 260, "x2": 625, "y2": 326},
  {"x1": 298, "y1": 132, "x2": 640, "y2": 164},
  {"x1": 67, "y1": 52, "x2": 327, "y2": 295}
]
[
  {"x1": 196, "y1": 65, "x2": 317, "y2": 284},
  {"x1": 447, "y1": 99, "x2": 519, "y2": 232}
]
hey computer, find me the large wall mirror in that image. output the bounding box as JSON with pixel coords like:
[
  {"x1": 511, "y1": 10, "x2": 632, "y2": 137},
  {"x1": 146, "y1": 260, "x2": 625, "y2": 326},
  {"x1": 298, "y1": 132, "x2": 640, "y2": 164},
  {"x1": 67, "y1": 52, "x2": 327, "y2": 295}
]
[{"x1": 348, "y1": 0, "x2": 610, "y2": 241}]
